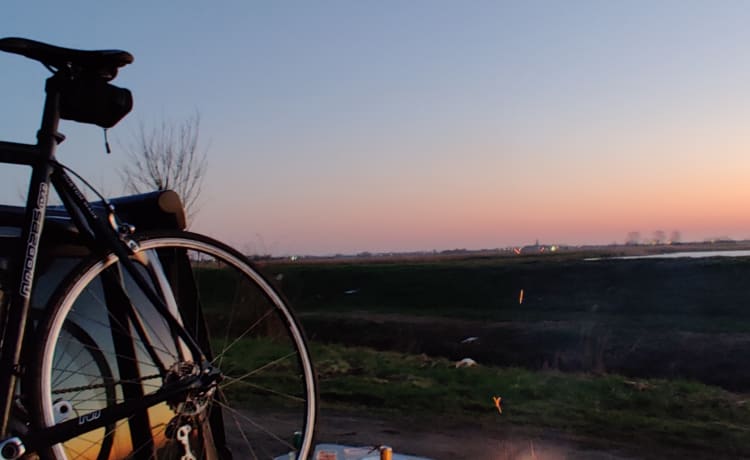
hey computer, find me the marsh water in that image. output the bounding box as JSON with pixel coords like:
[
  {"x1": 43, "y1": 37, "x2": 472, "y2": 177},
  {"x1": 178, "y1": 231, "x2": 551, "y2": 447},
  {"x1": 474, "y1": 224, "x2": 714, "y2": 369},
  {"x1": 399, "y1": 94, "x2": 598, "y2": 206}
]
[{"x1": 588, "y1": 249, "x2": 750, "y2": 260}]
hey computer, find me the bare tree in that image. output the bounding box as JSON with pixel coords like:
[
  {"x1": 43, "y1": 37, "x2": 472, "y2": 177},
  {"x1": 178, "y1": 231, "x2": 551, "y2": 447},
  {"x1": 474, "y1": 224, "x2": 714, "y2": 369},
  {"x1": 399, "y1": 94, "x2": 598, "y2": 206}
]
[{"x1": 120, "y1": 113, "x2": 207, "y2": 223}]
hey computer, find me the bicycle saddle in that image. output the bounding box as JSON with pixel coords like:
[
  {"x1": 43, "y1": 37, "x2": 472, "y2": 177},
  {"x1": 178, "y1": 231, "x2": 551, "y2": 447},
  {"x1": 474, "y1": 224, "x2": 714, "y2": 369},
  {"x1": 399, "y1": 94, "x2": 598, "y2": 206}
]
[{"x1": 0, "y1": 37, "x2": 133, "y2": 80}]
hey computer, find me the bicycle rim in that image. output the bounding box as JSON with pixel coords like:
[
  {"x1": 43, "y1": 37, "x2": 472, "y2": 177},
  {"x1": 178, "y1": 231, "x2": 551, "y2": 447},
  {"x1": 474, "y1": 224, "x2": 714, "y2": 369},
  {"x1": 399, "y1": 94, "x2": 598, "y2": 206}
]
[{"x1": 33, "y1": 232, "x2": 317, "y2": 459}]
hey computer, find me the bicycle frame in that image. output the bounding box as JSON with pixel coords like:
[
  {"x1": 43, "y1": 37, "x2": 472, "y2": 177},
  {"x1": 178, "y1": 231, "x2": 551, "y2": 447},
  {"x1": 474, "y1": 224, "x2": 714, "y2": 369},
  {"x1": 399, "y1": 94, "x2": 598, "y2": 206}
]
[{"x1": 0, "y1": 72, "x2": 207, "y2": 456}]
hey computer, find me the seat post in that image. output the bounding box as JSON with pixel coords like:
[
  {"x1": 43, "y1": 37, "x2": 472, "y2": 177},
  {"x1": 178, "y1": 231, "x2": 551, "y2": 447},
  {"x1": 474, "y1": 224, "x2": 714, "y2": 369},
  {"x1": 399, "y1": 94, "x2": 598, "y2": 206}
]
[
  {"x1": 0, "y1": 75, "x2": 62, "y2": 437},
  {"x1": 38, "y1": 74, "x2": 64, "y2": 155}
]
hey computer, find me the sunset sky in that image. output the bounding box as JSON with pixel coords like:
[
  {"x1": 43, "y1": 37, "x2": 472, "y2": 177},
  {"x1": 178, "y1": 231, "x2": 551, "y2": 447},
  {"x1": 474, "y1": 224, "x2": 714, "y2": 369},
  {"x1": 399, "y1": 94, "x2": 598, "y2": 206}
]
[{"x1": 2, "y1": 2, "x2": 750, "y2": 255}]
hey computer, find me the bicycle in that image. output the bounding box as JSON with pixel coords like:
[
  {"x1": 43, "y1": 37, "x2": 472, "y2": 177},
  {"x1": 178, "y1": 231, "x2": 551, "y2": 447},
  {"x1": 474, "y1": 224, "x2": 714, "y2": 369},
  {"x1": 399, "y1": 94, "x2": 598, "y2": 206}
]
[{"x1": 0, "y1": 37, "x2": 317, "y2": 459}]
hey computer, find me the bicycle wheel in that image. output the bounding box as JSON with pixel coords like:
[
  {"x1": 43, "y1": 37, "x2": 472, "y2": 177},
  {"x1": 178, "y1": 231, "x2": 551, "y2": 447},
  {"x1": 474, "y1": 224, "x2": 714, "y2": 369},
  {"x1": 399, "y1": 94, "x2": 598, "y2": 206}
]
[{"x1": 31, "y1": 231, "x2": 318, "y2": 460}]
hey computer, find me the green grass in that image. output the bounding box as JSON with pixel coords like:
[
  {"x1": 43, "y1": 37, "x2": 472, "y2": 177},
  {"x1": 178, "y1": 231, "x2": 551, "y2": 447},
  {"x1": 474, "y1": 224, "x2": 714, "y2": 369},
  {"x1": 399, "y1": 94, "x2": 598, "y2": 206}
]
[{"x1": 311, "y1": 342, "x2": 750, "y2": 457}]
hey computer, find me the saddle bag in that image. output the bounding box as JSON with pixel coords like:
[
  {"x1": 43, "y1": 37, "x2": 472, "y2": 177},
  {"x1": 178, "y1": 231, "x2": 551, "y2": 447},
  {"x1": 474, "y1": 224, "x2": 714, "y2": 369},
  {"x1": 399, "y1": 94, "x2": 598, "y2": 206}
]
[{"x1": 57, "y1": 76, "x2": 133, "y2": 128}]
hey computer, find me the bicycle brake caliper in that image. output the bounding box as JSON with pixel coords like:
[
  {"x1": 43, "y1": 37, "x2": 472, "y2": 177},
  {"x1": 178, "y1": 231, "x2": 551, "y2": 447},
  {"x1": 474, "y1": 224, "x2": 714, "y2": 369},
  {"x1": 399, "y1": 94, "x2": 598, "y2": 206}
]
[{"x1": 107, "y1": 209, "x2": 139, "y2": 251}]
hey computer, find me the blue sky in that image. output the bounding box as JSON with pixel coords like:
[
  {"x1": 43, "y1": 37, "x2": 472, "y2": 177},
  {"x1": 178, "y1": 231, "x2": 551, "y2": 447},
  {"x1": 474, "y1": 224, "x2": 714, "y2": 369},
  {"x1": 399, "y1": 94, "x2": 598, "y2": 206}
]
[{"x1": 2, "y1": 2, "x2": 750, "y2": 255}]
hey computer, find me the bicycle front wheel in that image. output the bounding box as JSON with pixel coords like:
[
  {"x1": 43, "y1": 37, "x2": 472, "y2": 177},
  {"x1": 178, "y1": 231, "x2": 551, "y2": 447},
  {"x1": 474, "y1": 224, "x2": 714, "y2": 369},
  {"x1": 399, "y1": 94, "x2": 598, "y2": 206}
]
[{"x1": 31, "y1": 231, "x2": 318, "y2": 459}]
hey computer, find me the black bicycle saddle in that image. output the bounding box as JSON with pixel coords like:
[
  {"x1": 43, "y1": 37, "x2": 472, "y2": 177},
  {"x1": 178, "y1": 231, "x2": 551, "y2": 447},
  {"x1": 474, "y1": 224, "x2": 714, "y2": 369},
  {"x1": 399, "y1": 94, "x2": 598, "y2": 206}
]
[{"x1": 0, "y1": 37, "x2": 133, "y2": 80}]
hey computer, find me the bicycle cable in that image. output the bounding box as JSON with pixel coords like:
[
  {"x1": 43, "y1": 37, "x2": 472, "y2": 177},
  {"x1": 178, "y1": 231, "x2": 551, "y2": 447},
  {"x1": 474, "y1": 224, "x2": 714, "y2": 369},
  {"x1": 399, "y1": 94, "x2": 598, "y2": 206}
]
[{"x1": 50, "y1": 160, "x2": 114, "y2": 211}]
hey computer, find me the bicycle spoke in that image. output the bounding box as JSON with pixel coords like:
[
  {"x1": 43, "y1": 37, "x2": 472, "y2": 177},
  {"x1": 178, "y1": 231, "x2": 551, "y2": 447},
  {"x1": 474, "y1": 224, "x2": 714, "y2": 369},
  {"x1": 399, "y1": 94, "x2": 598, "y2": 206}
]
[
  {"x1": 76, "y1": 283, "x2": 181, "y2": 362},
  {"x1": 212, "y1": 399, "x2": 295, "y2": 451},
  {"x1": 219, "y1": 351, "x2": 298, "y2": 391},
  {"x1": 231, "y1": 411, "x2": 259, "y2": 460},
  {"x1": 211, "y1": 307, "x2": 275, "y2": 365},
  {"x1": 219, "y1": 378, "x2": 306, "y2": 404}
]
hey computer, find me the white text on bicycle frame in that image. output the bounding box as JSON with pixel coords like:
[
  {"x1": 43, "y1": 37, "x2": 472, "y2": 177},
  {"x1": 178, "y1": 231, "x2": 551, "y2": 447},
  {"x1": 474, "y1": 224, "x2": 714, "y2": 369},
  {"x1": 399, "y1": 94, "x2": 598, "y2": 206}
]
[
  {"x1": 20, "y1": 182, "x2": 49, "y2": 298},
  {"x1": 78, "y1": 410, "x2": 101, "y2": 425}
]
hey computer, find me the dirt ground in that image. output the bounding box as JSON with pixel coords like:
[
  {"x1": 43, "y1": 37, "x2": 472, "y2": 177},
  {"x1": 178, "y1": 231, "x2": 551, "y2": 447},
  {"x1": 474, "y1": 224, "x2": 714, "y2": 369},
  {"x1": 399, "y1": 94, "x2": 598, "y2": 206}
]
[
  {"x1": 315, "y1": 408, "x2": 641, "y2": 460},
  {"x1": 223, "y1": 407, "x2": 648, "y2": 460},
  {"x1": 224, "y1": 405, "x2": 728, "y2": 460}
]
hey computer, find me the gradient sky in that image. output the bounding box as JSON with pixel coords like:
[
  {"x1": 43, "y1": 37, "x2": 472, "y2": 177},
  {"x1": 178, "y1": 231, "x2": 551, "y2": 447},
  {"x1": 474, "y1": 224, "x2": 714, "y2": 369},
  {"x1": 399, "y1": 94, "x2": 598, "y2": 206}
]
[{"x1": 2, "y1": 1, "x2": 750, "y2": 255}]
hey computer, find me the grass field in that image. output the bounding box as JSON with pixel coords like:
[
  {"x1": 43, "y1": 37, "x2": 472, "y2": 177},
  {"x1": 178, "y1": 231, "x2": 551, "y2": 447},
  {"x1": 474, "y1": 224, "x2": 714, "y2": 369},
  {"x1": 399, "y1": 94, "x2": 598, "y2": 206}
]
[{"x1": 247, "y1": 251, "x2": 750, "y2": 457}]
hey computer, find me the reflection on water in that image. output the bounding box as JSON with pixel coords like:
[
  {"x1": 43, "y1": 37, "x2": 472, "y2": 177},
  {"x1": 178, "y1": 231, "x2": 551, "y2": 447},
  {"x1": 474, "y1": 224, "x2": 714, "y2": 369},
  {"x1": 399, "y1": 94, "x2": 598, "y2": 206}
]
[{"x1": 587, "y1": 249, "x2": 750, "y2": 261}]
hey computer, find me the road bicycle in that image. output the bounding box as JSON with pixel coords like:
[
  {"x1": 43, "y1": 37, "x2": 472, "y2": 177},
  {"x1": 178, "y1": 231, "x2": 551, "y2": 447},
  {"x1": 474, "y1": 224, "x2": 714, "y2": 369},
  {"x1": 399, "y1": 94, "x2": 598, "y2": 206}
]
[{"x1": 0, "y1": 37, "x2": 317, "y2": 459}]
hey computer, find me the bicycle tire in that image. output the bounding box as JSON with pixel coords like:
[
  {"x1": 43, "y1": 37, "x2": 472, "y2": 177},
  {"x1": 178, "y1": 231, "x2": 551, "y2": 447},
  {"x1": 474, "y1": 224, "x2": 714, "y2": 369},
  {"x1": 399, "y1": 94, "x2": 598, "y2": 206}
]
[{"x1": 30, "y1": 231, "x2": 318, "y2": 460}]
